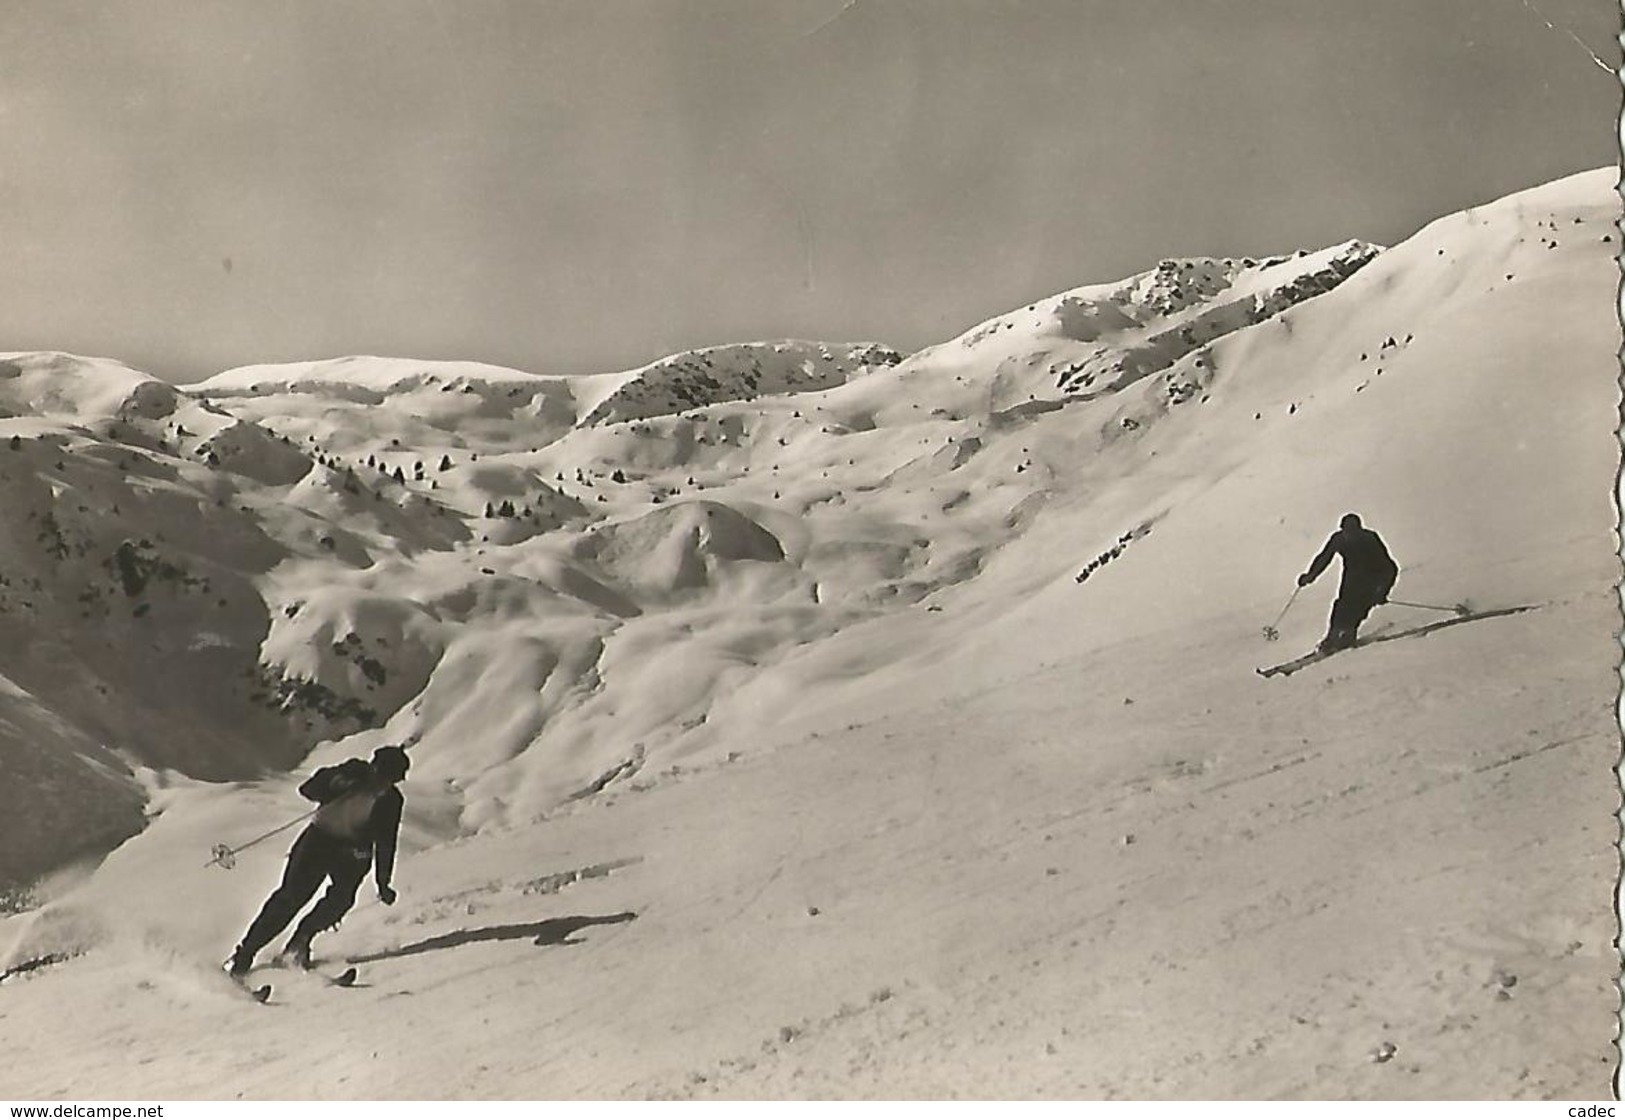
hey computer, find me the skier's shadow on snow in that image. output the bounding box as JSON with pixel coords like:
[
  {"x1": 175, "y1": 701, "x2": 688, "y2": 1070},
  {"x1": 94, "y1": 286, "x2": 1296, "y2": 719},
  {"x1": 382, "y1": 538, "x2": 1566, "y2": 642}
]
[
  {"x1": 1363, "y1": 604, "x2": 1536, "y2": 646},
  {"x1": 349, "y1": 911, "x2": 638, "y2": 964}
]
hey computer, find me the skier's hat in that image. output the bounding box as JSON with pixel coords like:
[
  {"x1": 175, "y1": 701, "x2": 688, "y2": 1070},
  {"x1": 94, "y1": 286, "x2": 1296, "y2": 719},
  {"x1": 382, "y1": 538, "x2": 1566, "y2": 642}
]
[
  {"x1": 371, "y1": 744, "x2": 410, "y2": 778},
  {"x1": 1340, "y1": 512, "x2": 1362, "y2": 530}
]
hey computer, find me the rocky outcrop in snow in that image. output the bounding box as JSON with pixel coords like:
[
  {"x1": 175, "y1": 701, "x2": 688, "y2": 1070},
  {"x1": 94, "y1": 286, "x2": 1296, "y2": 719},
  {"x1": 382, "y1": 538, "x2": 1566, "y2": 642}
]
[{"x1": 579, "y1": 341, "x2": 903, "y2": 428}]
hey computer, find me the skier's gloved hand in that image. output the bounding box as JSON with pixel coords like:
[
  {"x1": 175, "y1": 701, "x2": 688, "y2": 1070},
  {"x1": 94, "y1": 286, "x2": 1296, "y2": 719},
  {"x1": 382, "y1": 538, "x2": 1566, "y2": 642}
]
[
  {"x1": 1296, "y1": 572, "x2": 1313, "y2": 588},
  {"x1": 377, "y1": 885, "x2": 397, "y2": 906}
]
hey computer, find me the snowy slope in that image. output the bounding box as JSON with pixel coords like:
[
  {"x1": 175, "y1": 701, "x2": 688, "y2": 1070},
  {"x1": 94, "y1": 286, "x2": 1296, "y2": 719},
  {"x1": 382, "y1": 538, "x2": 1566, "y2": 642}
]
[{"x1": 0, "y1": 168, "x2": 1617, "y2": 1100}]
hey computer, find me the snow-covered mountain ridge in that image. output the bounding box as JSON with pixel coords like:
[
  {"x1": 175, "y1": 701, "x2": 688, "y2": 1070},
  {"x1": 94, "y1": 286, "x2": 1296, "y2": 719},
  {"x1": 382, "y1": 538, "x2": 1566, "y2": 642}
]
[{"x1": 907, "y1": 238, "x2": 1381, "y2": 409}]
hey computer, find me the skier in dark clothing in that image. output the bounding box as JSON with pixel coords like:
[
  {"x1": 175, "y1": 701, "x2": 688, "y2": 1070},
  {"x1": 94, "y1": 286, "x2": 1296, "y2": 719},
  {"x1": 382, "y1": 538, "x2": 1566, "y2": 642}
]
[
  {"x1": 1297, "y1": 513, "x2": 1399, "y2": 653},
  {"x1": 227, "y1": 745, "x2": 409, "y2": 977}
]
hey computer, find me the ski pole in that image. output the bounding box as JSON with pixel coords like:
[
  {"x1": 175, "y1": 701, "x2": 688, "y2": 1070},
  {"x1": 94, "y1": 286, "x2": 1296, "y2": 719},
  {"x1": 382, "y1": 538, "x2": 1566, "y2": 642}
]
[
  {"x1": 1262, "y1": 587, "x2": 1300, "y2": 641},
  {"x1": 206, "y1": 808, "x2": 317, "y2": 870},
  {"x1": 1385, "y1": 597, "x2": 1472, "y2": 617}
]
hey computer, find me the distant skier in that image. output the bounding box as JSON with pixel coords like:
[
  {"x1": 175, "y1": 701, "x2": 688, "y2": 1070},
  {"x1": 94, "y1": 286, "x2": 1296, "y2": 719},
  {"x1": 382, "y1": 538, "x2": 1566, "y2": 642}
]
[
  {"x1": 1296, "y1": 513, "x2": 1399, "y2": 652},
  {"x1": 227, "y1": 745, "x2": 410, "y2": 977}
]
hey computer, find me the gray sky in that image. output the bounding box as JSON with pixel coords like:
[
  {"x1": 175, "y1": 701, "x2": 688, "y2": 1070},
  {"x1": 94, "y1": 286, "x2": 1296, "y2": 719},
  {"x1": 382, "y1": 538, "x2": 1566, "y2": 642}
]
[{"x1": 0, "y1": 0, "x2": 1618, "y2": 381}]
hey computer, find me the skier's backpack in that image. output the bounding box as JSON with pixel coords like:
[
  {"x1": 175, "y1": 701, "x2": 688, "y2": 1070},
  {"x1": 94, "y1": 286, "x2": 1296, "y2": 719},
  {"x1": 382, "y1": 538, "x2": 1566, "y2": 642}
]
[
  {"x1": 305, "y1": 758, "x2": 386, "y2": 842},
  {"x1": 298, "y1": 758, "x2": 372, "y2": 804}
]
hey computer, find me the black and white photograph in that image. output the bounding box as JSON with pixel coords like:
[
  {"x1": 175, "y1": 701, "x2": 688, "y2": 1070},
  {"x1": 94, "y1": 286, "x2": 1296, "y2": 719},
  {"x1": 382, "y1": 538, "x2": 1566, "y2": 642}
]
[{"x1": 0, "y1": 0, "x2": 1619, "y2": 1102}]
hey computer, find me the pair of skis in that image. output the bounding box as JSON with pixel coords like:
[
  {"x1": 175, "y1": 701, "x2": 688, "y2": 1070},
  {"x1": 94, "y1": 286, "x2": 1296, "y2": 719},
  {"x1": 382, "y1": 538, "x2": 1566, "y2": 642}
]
[
  {"x1": 230, "y1": 964, "x2": 359, "y2": 1004},
  {"x1": 1258, "y1": 598, "x2": 1478, "y2": 678}
]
